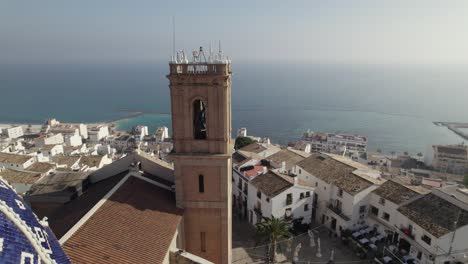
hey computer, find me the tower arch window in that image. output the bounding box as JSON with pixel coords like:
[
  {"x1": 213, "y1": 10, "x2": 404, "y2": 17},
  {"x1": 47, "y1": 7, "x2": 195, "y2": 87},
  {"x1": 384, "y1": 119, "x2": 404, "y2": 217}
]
[
  {"x1": 193, "y1": 99, "x2": 207, "y2": 139},
  {"x1": 199, "y1": 174, "x2": 205, "y2": 193}
]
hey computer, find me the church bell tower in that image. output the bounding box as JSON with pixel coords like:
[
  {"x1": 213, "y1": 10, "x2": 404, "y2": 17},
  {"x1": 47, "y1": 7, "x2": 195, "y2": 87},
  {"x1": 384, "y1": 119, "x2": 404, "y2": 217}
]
[{"x1": 167, "y1": 47, "x2": 232, "y2": 264}]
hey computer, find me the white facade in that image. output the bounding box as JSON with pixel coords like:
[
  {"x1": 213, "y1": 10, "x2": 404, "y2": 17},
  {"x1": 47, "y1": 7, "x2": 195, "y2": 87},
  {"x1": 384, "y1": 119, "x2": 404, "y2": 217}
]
[
  {"x1": 34, "y1": 133, "x2": 64, "y2": 147},
  {"x1": 65, "y1": 134, "x2": 83, "y2": 147},
  {"x1": 88, "y1": 126, "x2": 109, "y2": 142},
  {"x1": 2, "y1": 126, "x2": 24, "y2": 139},
  {"x1": 155, "y1": 127, "x2": 169, "y2": 142},
  {"x1": 0, "y1": 153, "x2": 36, "y2": 170},
  {"x1": 247, "y1": 179, "x2": 314, "y2": 225},
  {"x1": 237, "y1": 128, "x2": 247, "y2": 138},
  {"x1": 293, "y1": 163, "x2": 380, "y2": 235}
]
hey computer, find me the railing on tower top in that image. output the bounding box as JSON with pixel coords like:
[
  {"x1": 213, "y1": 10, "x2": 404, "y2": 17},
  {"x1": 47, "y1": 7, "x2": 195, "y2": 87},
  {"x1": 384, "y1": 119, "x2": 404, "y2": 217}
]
[{"x1": 169, "y1": 63, "x2": 230, "y2": 75}]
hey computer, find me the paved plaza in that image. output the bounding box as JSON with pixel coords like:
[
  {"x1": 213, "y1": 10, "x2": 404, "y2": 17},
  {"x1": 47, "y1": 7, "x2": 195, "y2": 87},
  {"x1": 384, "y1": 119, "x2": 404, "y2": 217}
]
[{"x1": 232, "y1": 214, "x2": 370, "y2": 264}]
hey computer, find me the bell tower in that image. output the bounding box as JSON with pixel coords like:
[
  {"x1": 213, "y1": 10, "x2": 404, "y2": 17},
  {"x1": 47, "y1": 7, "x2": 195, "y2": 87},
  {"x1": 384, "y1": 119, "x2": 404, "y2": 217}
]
[{"x1": 167, "y1": 47, "x2": 232, "y2": 264}]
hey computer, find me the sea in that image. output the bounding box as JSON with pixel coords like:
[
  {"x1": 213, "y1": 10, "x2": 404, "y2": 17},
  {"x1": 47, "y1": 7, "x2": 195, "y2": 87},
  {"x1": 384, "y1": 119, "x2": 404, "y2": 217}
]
[{"x1": 0, "y1": 63, "x2": 467, "y2": 154}]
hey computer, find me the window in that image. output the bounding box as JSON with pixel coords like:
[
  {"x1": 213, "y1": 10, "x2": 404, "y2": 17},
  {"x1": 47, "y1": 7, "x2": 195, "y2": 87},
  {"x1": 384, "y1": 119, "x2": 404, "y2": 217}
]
[
  {"x1": 193, "y1": 100, "x2": 207, "y2": 139},
  {"x1": 299, "y1": 169, "x2": 302, "y2": 174},
  {"x1": 300, "y1": 193, "x2": 304, "y2": 199},
  {"x1": 421, "y1": 234, "x2": 431, "y2": 245},
  {"x1": 315, "y1": 182, "x2": 318, "y2": 187},
  {"x1": 237, "y1": 179, "x2": 242, "y2": 189},
  {"x1": 200, "y1": 232, "x2": 206, "y2": 252},
  {"x1": 370, "y1": 206, "x2": 379, "y2": 216},
  {"x1": 305, "y1": 191, "x2": 310, "y2": 197},
  {"x1": 417, "y1": 251, "x2": 422, "y2": 260},
  {"x1": 379, "y1": 198, "x2": 386, "y2": 205},
  {"x1": 304, "y1": 204, "x2": 309, "y2": 211},
  {"x1": 286, "y1": 193, "x2": 292, "y2": 205},
  {"x1": 243, "y1": 182, "x2": 248, "y2": 194},
  {"x1": 257, "y1": 191, "x2": 262, "y2": 199},
  {"x1": 359, "y1": 205, "x2": 366, "y2": 214},
  {"x1": 198, "y1": 175, "x2": 204, "y2": 193},
  {"x1": 382, "y1": 212, "x2": 390, "y2": 221},
  {"x1": 337, "y1": 188, "x2": 343, "y2": 197},
  {"x1": 266, "y1": 197, "x2": 270, "y2": 203}
]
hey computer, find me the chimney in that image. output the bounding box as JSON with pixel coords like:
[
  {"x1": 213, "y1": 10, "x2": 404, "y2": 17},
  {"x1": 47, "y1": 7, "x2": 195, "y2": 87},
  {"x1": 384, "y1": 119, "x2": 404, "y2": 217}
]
[{"x1": 281, "y1": 161, "x2": 286, "y2": 172}]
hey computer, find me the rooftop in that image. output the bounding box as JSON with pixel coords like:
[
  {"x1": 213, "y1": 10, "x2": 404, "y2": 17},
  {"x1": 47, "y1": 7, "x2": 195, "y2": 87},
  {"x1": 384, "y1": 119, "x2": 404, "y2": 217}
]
[
  {"x1": 27, "y1": 162, "x2": 56, "y2": 173},
  {"x1": 62, "y1": 175, "x2": 183, "y2": 264},
  {"x1": 79, "y1": 155, "x2": 104, "y2": 168},
  {"x1": 42, "y1": 144, "x2": 60, "y2": 151},
  {"x1": 436, "y1": 145, "x2": 468, "y2": 156},
  {"x1": 438, "y1": 185, "x2": 468, "y2": 205},
  {"x1": 297, "y1": 153, "x2": 374, "y2": 195},
  {"x1": 53, "y1": 155, "x2": 80, "y2": 168},
  {"x1": 0, "y1": 152, "x2": 33, "y2": 164},
  {"x1": 250, "y1": 171, "x2": 293, "y2": 197},
  {"x1": 42, "y1": 171, "x2": 128, "y2": 238},
  {"x1": 372, "y1": 180, "x2": 421, "y2": 205},
  {"x1": 239, "y1": 142, "x2": 267, "y2": 154},
  {"x1": 267, "y1": 148, "x2": 307, "y2": 170},
  {"x1": 27, "y1": 172, "x2": 89, "y2": 196},
  {"x1": 0, "y1": 169, "x2": 41, "y2": 184},
  {"x1": 241, "y1": 165, "x2": 266, "y2": 179},
  {"x1": 398, "y1": 193, "x2": 468, "y2": 238}
]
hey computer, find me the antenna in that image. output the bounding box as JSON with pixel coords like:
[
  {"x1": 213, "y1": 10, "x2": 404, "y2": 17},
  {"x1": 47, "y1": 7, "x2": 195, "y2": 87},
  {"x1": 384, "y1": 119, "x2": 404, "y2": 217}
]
[{"x1": 172, "y1": 16, "x2": 176, "y2": 57}]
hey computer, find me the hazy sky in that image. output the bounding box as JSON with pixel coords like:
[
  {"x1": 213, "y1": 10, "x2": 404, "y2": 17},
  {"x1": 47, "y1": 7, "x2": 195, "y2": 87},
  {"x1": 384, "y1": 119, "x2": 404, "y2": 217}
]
[{"x1": 2, "y1": 0, "x2": 468, "y2": 64}]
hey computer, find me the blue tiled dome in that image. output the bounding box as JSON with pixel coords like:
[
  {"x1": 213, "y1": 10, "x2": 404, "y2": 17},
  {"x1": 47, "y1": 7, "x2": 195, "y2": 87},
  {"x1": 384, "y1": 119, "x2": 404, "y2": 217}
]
[{"x1": 0, "y1": 178, "x2": 70, "y2": 264}]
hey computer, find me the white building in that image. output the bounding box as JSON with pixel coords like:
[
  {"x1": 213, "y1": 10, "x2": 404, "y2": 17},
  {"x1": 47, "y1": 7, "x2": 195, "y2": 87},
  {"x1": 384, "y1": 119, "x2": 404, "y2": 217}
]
[
  {"x1": 293, "y1": 153, "x2": 384, "y2": 235},
  {"x1": 302, "y1": 130, "x2": 368, "y2": 156},
  {"x1": 155, "y1": 127, "x2": 169, "y2": 142},
  {"x1": 247, "y1": 171, "x2": 314, "y2": 225},
  {"x1": 367, "y1": 180, "x2": 422, "y2": 236},
  {"x1": 34, "y1": 133, "x2": 64, "y2": 147},
  {"x1": 393, "y1": 187, "x2": 468, "y2": 264},
  {"x1": 45, "y1": 118, "x2": 88, "y2": 139},
  {"x1": 428, "y1": 144, "x2": 468, "y2": 175},
  {"x1": 65, "y1": 134, "x2": 83, "y2": 147},
  {"x1": 237, "y1": 128, "x2": 247, "y2": 138},
  {"x1": 88, "y1": 126, "x2": 109, "y2": 142},
  {"x1": 134, "y1": 126, "x2": 149, "y2": 141},
  {"x1": 1, "y1": 126, "x2": 24, "y2": 139},
  {"x1": 0, "y1": 152, "x2": 36, "y2": 170}
]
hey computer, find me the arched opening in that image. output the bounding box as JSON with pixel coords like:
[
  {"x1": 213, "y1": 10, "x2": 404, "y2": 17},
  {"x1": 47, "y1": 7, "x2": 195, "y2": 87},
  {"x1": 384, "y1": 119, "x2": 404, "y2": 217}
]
[{"x1": 193, "y1": 99, "x2": 207, "y2": 139}]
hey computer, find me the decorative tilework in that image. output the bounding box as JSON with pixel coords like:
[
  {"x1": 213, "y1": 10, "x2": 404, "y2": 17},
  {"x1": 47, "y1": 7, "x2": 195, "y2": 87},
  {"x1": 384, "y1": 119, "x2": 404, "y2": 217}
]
[{"x1": 0, "y1": 178, "x2": 70, "y2": 264}]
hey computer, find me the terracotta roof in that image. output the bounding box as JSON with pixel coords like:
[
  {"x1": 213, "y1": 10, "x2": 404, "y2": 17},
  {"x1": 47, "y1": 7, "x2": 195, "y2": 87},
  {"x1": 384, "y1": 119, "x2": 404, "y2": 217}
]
[
  {"x1": 42, "y1": 144, "x2": 59, "y2": 151},
  {"x1": 0, "y1": 152, "x2": 33, "y2": 164},
  {"x1": 0, "y1": 169, "x2": 41, "y2": 184},
  {"x1": 267, "y1": 149, "x2": 306, "y2": 170},
  {"x1": 43, "y1": 172, "x2": 128, "y2": 238},
  {"x1": 79, "y1": 155, "x2": 103, "y2": 168},
  {"x1": 373, "y1": 180, "x2": 420, "y2": 205},
  {"x1": 297, "y1": 153, "x2": 373, "y2": 195},
  {"x1": 27, "y1": 162, "x2": 56, "y2": 173},
  {"x1": 63, "y1": 176, "x2": 183, "y2": 264},
  {"x1": 242, "y1": 165, "x2": 265, "y2": 178},
  {"x1": 239, "y1": 143, "x2": 266, "y2": 154},
  {"x1": 398, "y1": 194, "x2": 468, "y2": 238},
  {"x1": 232, "y1": 152, "x2": 247, "y2": 164},
  {"x1": 53, "y1": 155, "x2": 80, "y2": 168},
  {"x1": 250, "y1": 171, "x2": 293, "y2": 197}
]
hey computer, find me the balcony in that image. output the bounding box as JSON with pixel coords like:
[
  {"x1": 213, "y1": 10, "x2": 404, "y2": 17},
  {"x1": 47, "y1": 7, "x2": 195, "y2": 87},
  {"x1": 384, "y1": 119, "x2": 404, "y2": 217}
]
[
  {"x1": 327, "y1": 203, "x2": 350, "y2": 222},
  {"x1": 398, "y1": 227, "x2": 415, "y2": 240}
]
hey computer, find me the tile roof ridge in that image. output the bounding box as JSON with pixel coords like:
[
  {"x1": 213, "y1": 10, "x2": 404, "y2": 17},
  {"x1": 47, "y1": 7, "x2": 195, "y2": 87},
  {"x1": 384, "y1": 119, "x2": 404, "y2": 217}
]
[{"x1": 59, "y1": 173, "x2": 132, "y2": 245}]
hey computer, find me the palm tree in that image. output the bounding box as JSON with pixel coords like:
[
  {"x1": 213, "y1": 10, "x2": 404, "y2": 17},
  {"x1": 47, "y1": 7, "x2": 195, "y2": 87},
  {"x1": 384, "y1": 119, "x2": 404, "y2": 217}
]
[{"x1": 255, "y1": 216, "x2": 292, "y2": 262}]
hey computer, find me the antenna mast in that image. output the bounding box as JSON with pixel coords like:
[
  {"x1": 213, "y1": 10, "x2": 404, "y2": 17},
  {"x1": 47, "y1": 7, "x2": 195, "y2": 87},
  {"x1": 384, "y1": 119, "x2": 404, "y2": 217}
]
[{"x1": 172, "y1": 16, "x2": 176, "y2": 57}]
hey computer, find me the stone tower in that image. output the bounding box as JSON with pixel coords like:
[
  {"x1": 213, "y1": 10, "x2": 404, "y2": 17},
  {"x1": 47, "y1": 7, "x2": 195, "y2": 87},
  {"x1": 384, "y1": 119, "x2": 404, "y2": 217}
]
[{"x1": 167, "y1": 47, "x2": 232, "y2": 264}]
